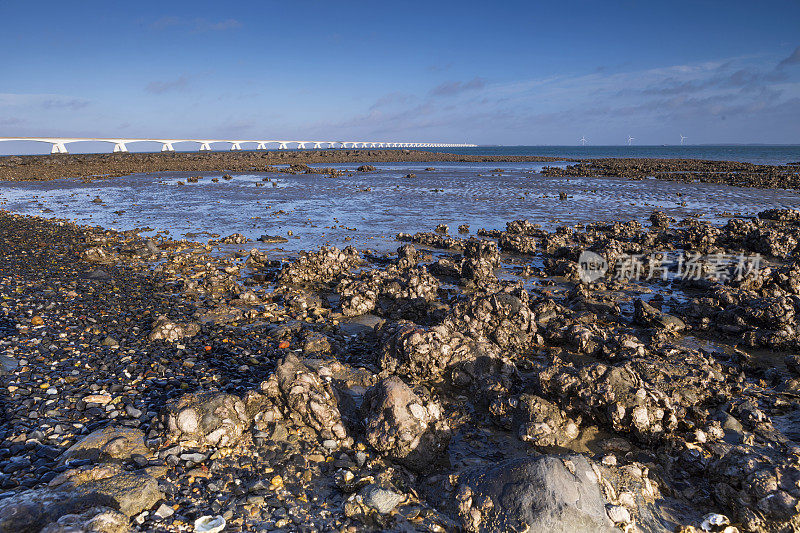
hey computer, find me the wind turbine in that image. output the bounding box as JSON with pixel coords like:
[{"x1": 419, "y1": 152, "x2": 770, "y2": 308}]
[
  {"x1": 680, "y1": 134, "x2": 687, "y2": 146},
  {"x1": 627, "y1": 135, "x2": 635, "y2": 146},
  {"x1": 579, "y1": 136, "x2": 587, "y2": 146}
]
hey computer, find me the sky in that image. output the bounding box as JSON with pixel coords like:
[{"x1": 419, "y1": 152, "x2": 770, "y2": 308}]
[{"x1": 1, "y1": 0, "x2": 799, "y2": 151}]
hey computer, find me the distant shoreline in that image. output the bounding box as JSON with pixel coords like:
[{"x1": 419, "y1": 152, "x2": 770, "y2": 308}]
[
  {"x1": 0, "y1": 149, "x2": 796, "y2": 189},
  {"x1": 0, "y1": 150, "x2": 569, "y2": 181}
]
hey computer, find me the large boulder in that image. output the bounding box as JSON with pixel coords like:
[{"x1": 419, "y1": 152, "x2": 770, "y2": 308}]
[
  {"x1": 59, "y1": 426, "x2": 149, "y2": 465},
  {"x1": 0, "y1": 464, "x2": 162, "y2": 532},
  {"x1": 361, "y1": 376, "x2": 450, "y2": 471},
  {"x1": 262, "y1": 353, "x2": 348, "y2": 441},
  {"x1": 454, "y1": 455, "x2": 617, "y2": 533}
]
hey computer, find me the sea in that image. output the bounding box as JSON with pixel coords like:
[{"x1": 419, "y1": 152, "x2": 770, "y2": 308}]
[
  {"x1": 1, "y1": 144, "x2": 798, "y2": 166},
  {"x1": 423, "y1": 145, "x2": 800, "y2": 165}
]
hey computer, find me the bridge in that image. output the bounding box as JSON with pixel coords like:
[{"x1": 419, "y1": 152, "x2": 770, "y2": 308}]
[{"x1": 0, "y1": 137, "x2": 476, "y2": 154}]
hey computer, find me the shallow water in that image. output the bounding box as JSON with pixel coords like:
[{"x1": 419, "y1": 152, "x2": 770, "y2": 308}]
[
  {"x1": 429, "y1": 145, "x2": 800, "y2": 165},
  {"x1": 2, "y1": 162, "x2": 800, "y2": 254}
]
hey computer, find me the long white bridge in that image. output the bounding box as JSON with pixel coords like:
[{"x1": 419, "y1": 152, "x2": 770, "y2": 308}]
[{"x1": 0, "y1": 137, "x2": 476, "y2": 154}]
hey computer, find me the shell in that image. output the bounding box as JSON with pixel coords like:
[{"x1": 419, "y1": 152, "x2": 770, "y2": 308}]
[
  {"x1": 701, "y1": 513, "x2": 730, "y2": 531},
  {"x1": 194, "y1": 515, "x2": 226, "y2": 533}
]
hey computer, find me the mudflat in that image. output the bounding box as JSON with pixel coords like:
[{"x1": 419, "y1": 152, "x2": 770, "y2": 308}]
[{"x1": 1, "y1": 149, "x2": 798, "y2": 190}]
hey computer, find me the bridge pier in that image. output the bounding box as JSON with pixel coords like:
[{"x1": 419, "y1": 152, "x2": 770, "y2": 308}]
[
  {"x1": 50, "y1": 142, "x2": 68, "y2": 154},
  {"x1": 199, "y1": 142, "x2": 212, "y2": 151},
  {"x1": 230, "y1": 142, "x2": 242, "y2": 151},
  {"x1": 256, "y1": 143, "x2": 267, "y2": 150},
  {"x1": 161, "y1": 143, "x2": 174, "y2": 152},
  {"x1": 113, "y1": 142, "x2": 128, "y2": 153},
  {"x1": 278, "y1": 143, "x2": 287, "y2": 150}
]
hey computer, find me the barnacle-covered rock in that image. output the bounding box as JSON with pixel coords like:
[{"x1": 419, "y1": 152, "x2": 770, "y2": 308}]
[
  {"x1": 279, "y1": 245, "x2": 361, "y2": 285},
  {"x1": 361, "y1": 376, "x2": 450, "y2": 471},
  {"x1": 163, "y1": 390, "x2": 250, "y2": 449}
]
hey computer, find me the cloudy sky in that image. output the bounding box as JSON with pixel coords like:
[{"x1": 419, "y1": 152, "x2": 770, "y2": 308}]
[{"x1": 1, "y1": 0, "x2": 799, "y2": 150}]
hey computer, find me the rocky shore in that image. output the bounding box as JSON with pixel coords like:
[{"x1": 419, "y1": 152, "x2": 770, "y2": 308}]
[
  {"x1": 541, "y1": 158, "x2": 800, "y2": 190},
  {"x1": 1, "y1": 200, "x2": 800, "y2": 532}
]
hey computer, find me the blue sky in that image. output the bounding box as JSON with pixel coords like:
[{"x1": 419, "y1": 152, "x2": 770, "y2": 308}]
[{"x1": 1, "y1": 0, "x2": 799, "y2": 150}]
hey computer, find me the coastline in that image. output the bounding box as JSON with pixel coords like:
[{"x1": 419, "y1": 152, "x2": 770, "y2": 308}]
[
  {"x1": 1, "y1": 149, "x2": 797, "y2": 190},
  {"x1": 2, "y1": 202, "x2": 800, "y2": 531},
  {"x1": 0, "y1": 150, "x2": 570, "y2": 181}
]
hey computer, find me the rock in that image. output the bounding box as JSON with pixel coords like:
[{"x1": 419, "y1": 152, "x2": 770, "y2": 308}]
[
  {"x1": 286, "y1": 291, "x2": 324, "y2": 313},
  {"x1": 163, "y1": 391, "x2": 250, "y2": 449},
  {"x1": 0, "y1": 492, "x2": 127, "y2": 533},
  {"x1": 82, "y1": 247, "x2": 115, "y2": 264},
  {"x1": 397, "y1": 244, "x2": 418, "y2": 270},
  {"x1": 634, "y1": 299, "x2": 685, "y2": 332},
  {"x1": 50, "y1": 465, "x2": 163, "y2": 517},
  {"x1": 153, "y1": 503, "x2": 174, "y2": 519},
  {"x1": 356, "y1": 165, "x2": 376, "y2": 172},
  {"x1": 147, "y1": 315, "x2": 200, "y2": 342},
  {"x1": 101, "y1": 336, "x2": 119, "y2": 347},
  {"x1": 360, "y1": 485, "x2": 404, "y2": 514},
  {"x1": 197, "y1": 306, "x2": 243, "y2": 326},
  {"x1": 261, "y1": 354, "x2": 347, "y2": 441},
  {"x1": 361, "y1": 376, "x2": 450, "y2": 471},
  {"x1": 649, "y1": 210, "x2": 673, "y2": 227},
  {"x1": 220, "y1": 233, "x2": 248, "y2": 244},
  {"x1": 0, "y1": 464, "x2": 162, "y2": 531},
  {"x1": 59, "y1": 426, "x2": 148, "y2": 465},
  {"x1": 337, "y1": 314, "x2": 384, "y2": 336},
  {"x1": 83, "y1": 394, "x2": 114, "y2": 405},
  {"x1": 303, "y1": 333, "x2": 331, "y2": 354},
  {"x1": 0, "y1": 354, "x2": 18, "y2": 375},
  {"x1": 258, "y1": 234, "x2": 289, "y2": 244},
  {"x1": 279, "y1": 246, "x2": 361, "y2": 285},
  {"x1": 514, "y1": 394, "x2": 580, "y2": 447},
  {"x1": 455, "y1": 454, "x2": 616, "y2": 533},
  {"x1": 39, "y1": 506, "x2": 129, "y2": 533},
  {"x1": 337, "y1": 265, "x2": 439, "y2": 317}
]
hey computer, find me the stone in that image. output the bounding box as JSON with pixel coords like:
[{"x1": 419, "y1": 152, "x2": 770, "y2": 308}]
[
  {"x1": 634, "y1": 299, "x2": 685, "y2": 332},
  {"x1": 48, "y1": 465, "x2": 163, "y2": 517},
  {"x1": 455, "y1": 454, "x2": 616, "y2": 532},
  {"x1": 147, "y1": 316, "x2": 200, "y2": 342},
  {"x1": 153, "y1": 503, "x2": 174, "y2": 519},
  {"x1": 39, "y1": 506, "x2": 130, "y2": 533},
  {"x1": 59, "y1": 426, "x2": 149, "y2": 465},
  {"x1": 163, "y1": 390, "x2": 250, "y2": 449},
  {"x1": 360, "y1": 485, "x2": 404, "y2": 514},
  {"x1": 261, "y1": 354, "x2": 347, "y2": 441},
  {"x1": 361, "y1": 376, "x2": 450, "y2": 471},
  {"x1": 0, "y1": 465, "x2": 161, "y2": 531}
]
